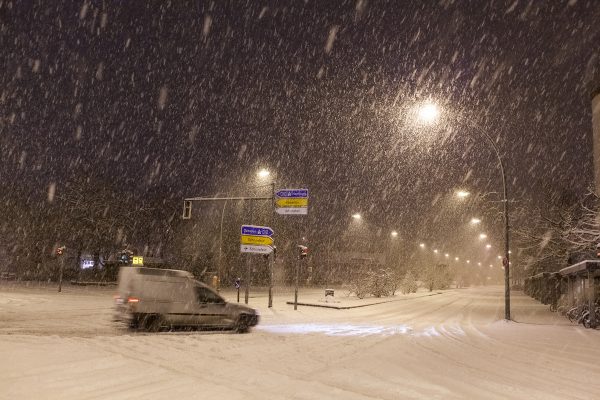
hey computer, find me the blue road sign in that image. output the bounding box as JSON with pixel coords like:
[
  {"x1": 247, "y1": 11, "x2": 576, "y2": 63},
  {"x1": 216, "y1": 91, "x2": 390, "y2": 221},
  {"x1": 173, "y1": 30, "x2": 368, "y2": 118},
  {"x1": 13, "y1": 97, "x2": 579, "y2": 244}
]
[
  {"x1": 275, "y1": 189, "x2": 309, "y2": 198},
  {"x1": 241, "y1": 225, "x2": 274, "y2": 237}
]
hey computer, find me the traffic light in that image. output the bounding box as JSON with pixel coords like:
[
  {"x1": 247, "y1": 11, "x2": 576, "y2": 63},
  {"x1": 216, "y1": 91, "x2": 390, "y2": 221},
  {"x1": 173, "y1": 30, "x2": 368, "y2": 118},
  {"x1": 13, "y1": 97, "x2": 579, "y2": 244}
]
[
  {"x1": 56, "y1": 246, "x2": 66, "y2": 256},
  {"x1": 297, "y1": 245, "x2": 308, "y2": 260},
  {"x1": 182, "y1": 200, "x2": 192, "y2": 219}
]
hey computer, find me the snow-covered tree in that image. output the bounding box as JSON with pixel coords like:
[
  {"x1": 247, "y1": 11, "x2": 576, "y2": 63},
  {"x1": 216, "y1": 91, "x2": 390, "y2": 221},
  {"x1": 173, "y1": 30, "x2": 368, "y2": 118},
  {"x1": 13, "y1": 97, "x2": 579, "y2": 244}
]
[
  {"x1": 400, "y1": 270, "x2": 418, "y2": 294},
  {"x1": 421, "y1": 263, "x2": 453, "y2": 291}
]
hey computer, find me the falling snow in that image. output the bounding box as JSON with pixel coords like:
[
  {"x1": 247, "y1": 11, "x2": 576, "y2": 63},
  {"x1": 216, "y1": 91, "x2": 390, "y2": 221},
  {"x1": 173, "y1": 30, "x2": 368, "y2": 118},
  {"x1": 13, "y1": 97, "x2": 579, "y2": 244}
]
[{"x1": 0, "y1": 1, "x2": 599, "y2": 398}]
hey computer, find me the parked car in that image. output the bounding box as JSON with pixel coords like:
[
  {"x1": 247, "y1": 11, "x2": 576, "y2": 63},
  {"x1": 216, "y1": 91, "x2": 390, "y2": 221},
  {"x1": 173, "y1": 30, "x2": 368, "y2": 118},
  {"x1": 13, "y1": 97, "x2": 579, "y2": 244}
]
[{"x1": 114, "y1": 266, "x2": 259, "y2": 333}]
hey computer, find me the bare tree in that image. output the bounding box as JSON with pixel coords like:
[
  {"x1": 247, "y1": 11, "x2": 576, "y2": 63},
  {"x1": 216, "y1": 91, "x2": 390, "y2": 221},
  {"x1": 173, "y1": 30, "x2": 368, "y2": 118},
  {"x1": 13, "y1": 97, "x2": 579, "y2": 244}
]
[
  {"x1": 512, "y1": 189, "x2": 584, "y2": 275},
  {"x1": 565, "y1": 192, "x2": 600, "y2": 256}
]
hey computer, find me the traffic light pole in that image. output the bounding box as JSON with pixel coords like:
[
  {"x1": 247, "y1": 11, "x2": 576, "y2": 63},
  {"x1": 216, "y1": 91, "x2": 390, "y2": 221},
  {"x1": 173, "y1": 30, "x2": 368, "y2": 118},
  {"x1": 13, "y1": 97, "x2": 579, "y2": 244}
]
[{"x1": 182, "y1": 194, "x2": 272, "y2": 294}]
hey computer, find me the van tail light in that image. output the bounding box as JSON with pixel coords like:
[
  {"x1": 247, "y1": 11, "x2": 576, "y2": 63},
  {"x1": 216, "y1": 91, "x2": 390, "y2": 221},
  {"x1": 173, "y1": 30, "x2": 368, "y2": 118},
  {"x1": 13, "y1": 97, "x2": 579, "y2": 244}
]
[{"x1": 127, "y1": 297, "x2": 140, "y2": 303}]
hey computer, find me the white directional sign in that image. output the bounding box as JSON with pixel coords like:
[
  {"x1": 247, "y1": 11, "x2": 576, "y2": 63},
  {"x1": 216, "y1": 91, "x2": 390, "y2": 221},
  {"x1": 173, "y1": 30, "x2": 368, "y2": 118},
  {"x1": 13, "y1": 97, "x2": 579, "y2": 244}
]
[
  {"x1": 240, "y1": 244, "x2": 273, "y2": 254},
  {"x1": 275, "y1": 188, "x2": 309, "y2": 215}
]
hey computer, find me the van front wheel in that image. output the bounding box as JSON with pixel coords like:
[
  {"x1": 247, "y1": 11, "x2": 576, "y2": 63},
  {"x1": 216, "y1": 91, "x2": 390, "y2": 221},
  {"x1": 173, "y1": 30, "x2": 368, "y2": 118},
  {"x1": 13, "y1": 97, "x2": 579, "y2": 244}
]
[{"x1": 235, "y1": 315, "x2": 251, "y2": 333}]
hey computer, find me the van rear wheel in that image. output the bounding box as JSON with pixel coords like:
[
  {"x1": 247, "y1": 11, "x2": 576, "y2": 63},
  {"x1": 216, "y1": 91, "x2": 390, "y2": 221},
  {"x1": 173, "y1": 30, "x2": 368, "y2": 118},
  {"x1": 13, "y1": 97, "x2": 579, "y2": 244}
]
[{"x1": 144, "y1": 314, "x2": 164, "y2": 332}]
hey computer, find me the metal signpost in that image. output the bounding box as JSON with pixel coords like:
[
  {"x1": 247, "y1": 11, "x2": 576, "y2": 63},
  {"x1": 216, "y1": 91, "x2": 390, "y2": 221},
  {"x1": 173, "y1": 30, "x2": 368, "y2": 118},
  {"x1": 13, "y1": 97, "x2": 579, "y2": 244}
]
[
  {"x1": 240, "y1": 224, "x2": 274, "y2": 304},
  {"x1": 274, "y1": 188, "x2": 309, "y2": 310},
  {"x1": 234, "y1": 277, "x2": 241, "y2": 303}
]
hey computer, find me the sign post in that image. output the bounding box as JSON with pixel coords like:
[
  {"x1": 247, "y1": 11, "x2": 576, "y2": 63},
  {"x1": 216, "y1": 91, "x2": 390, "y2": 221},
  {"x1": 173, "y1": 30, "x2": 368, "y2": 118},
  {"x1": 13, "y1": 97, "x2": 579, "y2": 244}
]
[
  {"x1": 240, "y1": 224, "x2": 274, "y2": 304},
  {"x1": 273, "y1": 189, "x2": 309, "y2": 310},
  {"x1": 235, "y1": 277, "x2": 241, "y2": 303}
]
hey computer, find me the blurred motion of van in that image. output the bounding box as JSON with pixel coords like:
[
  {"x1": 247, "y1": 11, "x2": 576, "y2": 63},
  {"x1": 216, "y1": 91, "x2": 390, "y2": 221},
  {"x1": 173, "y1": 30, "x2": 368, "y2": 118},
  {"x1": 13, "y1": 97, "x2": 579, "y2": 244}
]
[{"x1": 114, "y1": 267, "x2": 259, "y2": 333}]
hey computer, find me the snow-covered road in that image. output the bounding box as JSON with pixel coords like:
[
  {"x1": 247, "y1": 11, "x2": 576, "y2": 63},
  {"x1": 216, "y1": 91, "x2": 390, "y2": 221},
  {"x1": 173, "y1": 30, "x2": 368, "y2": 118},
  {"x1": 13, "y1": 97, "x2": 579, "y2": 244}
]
[{"x1": 1, "y1": 284, "x2": 599, "y2": 399}]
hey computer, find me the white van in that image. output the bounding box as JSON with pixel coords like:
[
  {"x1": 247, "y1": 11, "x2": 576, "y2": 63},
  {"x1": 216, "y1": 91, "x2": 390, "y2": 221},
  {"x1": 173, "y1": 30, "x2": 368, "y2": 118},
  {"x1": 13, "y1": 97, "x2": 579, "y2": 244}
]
[{"x1": 114, "y1": 267, "x2": 259, "y2": 333}]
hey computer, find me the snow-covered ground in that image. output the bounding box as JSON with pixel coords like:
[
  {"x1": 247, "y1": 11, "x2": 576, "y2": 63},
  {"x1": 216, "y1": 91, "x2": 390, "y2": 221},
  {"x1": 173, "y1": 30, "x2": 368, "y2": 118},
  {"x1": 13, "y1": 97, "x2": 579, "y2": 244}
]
[{"x1": 1, "y1": 283, "x2": 599, "y2": 399}]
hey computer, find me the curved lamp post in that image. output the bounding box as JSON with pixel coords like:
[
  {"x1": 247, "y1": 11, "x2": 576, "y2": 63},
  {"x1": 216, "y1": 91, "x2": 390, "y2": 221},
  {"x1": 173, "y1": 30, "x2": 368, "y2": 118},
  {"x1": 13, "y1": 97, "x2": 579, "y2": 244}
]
[
  {"x1": 478, "y1": 130, "x2": 511, "y2": 321},
  {"x1": 417, "y1": 103, "x2": 511, "y2": 320}
]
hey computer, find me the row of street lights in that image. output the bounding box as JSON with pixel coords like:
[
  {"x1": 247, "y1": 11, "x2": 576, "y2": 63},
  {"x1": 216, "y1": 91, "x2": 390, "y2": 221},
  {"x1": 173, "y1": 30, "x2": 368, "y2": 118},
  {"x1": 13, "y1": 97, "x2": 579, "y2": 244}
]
[{"x1": 417, "y1": 240, "x2": 506, "y2": 269}]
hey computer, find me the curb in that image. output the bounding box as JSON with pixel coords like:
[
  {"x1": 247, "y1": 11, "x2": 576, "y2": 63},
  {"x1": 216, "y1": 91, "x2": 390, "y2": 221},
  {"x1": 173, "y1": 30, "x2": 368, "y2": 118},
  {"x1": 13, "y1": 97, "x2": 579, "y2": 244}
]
[{"x1": 285, "y1": 291, "x2": 444, "y2": 309}]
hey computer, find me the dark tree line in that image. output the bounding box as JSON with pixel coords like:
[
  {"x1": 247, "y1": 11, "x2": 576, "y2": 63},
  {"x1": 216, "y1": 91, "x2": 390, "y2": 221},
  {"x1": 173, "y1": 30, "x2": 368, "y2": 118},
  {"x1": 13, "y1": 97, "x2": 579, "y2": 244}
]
[{"x1": 0, "y1": 175, "x2": 178, "y2": 281}]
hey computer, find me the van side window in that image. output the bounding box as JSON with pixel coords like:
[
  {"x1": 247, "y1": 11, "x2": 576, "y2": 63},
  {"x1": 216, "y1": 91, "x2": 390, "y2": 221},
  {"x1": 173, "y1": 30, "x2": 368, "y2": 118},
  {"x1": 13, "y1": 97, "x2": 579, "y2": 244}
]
[{"x1": 196, "y1": 287, "x2": 223, "y2": 304}]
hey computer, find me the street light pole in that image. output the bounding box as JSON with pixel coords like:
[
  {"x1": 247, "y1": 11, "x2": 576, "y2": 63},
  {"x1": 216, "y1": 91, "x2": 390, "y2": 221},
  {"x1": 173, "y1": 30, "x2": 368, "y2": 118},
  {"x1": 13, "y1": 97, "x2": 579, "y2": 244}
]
[
  {"x1": 218, "y1": 198, "x2": 229, "y2": 291},
  {"x1": 480, "y1": 131, "x2": 511, "y2": 321},
  {"x1": 268, "y1": 181, "x2": 275, "y2": 308}
]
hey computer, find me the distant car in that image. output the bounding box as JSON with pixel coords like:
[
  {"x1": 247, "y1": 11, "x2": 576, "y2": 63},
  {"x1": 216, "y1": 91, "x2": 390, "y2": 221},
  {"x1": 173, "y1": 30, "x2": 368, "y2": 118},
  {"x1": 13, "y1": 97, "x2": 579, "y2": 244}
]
[{"x1": 114, "y1": 267, "x2": 259, "y2": 333}]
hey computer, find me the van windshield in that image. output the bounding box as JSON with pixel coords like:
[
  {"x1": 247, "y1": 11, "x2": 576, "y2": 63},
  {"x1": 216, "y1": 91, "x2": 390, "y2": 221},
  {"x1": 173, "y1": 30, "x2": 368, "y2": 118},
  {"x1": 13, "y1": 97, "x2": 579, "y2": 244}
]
[{"x1": 196, "y1": 286, "x2": 224, "y2": 304}]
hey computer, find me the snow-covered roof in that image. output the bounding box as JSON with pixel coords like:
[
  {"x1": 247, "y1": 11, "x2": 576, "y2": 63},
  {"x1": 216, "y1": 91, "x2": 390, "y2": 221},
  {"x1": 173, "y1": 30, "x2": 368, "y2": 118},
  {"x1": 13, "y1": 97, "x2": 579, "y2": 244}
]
[{"x1": 559, "y1": 260, "x2": 600, "y2": 277}]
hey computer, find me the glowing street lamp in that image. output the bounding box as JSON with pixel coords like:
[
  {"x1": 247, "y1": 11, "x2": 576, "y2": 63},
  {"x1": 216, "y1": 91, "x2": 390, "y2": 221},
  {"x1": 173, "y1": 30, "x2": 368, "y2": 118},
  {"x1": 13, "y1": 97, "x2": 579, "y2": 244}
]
[
  {"x1": 471, "y1": 218, "x2": 482, "y2": 224},
  {"x1": 257, "y1": 168, "x2": 271, "y2": 179},
  {"x1": 419, "y1": 243, "x2": 426, "y2": 248},
  {"x1": 433, "y1": 249, "x2": 439, "y2": 254},
  {"x1": 456, "y1": 190, "x2": 470, "y2": 198},
  {"x1": 455, "y1": 257, "x2": 459, "y2": 261},
  {"x1": 417, "y1": 102, "x2": 440, "y2": 124},
  {"x1": 352, "y1": 213, "x2": 361, "y2": 220},
  {"x1": 391, "y1": 231, "x2": 398, "y2": 238},
  {"x1": 479, "y1": 233, "x2": 487, "y2": 240},
  {"x1": 486, "y1": 244, "x2": 492, "y2": 249},
  {"x1": 444, "y1": 253, "x2": 450, "y2": 258}
]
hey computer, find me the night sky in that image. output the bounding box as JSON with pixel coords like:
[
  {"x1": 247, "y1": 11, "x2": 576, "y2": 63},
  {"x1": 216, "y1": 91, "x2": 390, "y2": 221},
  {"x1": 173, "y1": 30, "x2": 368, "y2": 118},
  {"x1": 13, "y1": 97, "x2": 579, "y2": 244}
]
[{"x1": 1, "y1": 0, "x2": 599, "y2": 255}]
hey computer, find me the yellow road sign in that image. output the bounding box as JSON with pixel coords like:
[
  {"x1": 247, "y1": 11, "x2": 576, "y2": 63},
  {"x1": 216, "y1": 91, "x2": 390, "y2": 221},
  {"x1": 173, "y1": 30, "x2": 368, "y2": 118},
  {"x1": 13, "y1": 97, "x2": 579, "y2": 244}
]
[
  {"x1": 275, "y1": 198, "x2": 308, "y2": 208},
  {"x1": 240, "y1": 235, "x2": 274, "y2": 246},
  {"x1": 132, "y1": 256, "x2": 144, "y2": 265}
]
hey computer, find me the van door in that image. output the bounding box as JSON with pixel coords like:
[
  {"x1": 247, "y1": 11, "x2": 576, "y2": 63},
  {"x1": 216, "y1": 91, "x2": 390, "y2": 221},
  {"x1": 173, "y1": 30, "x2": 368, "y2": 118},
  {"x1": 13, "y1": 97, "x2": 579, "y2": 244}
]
[{"x1": 194, "y1": 286, "x2": 229, "y2": 327}]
